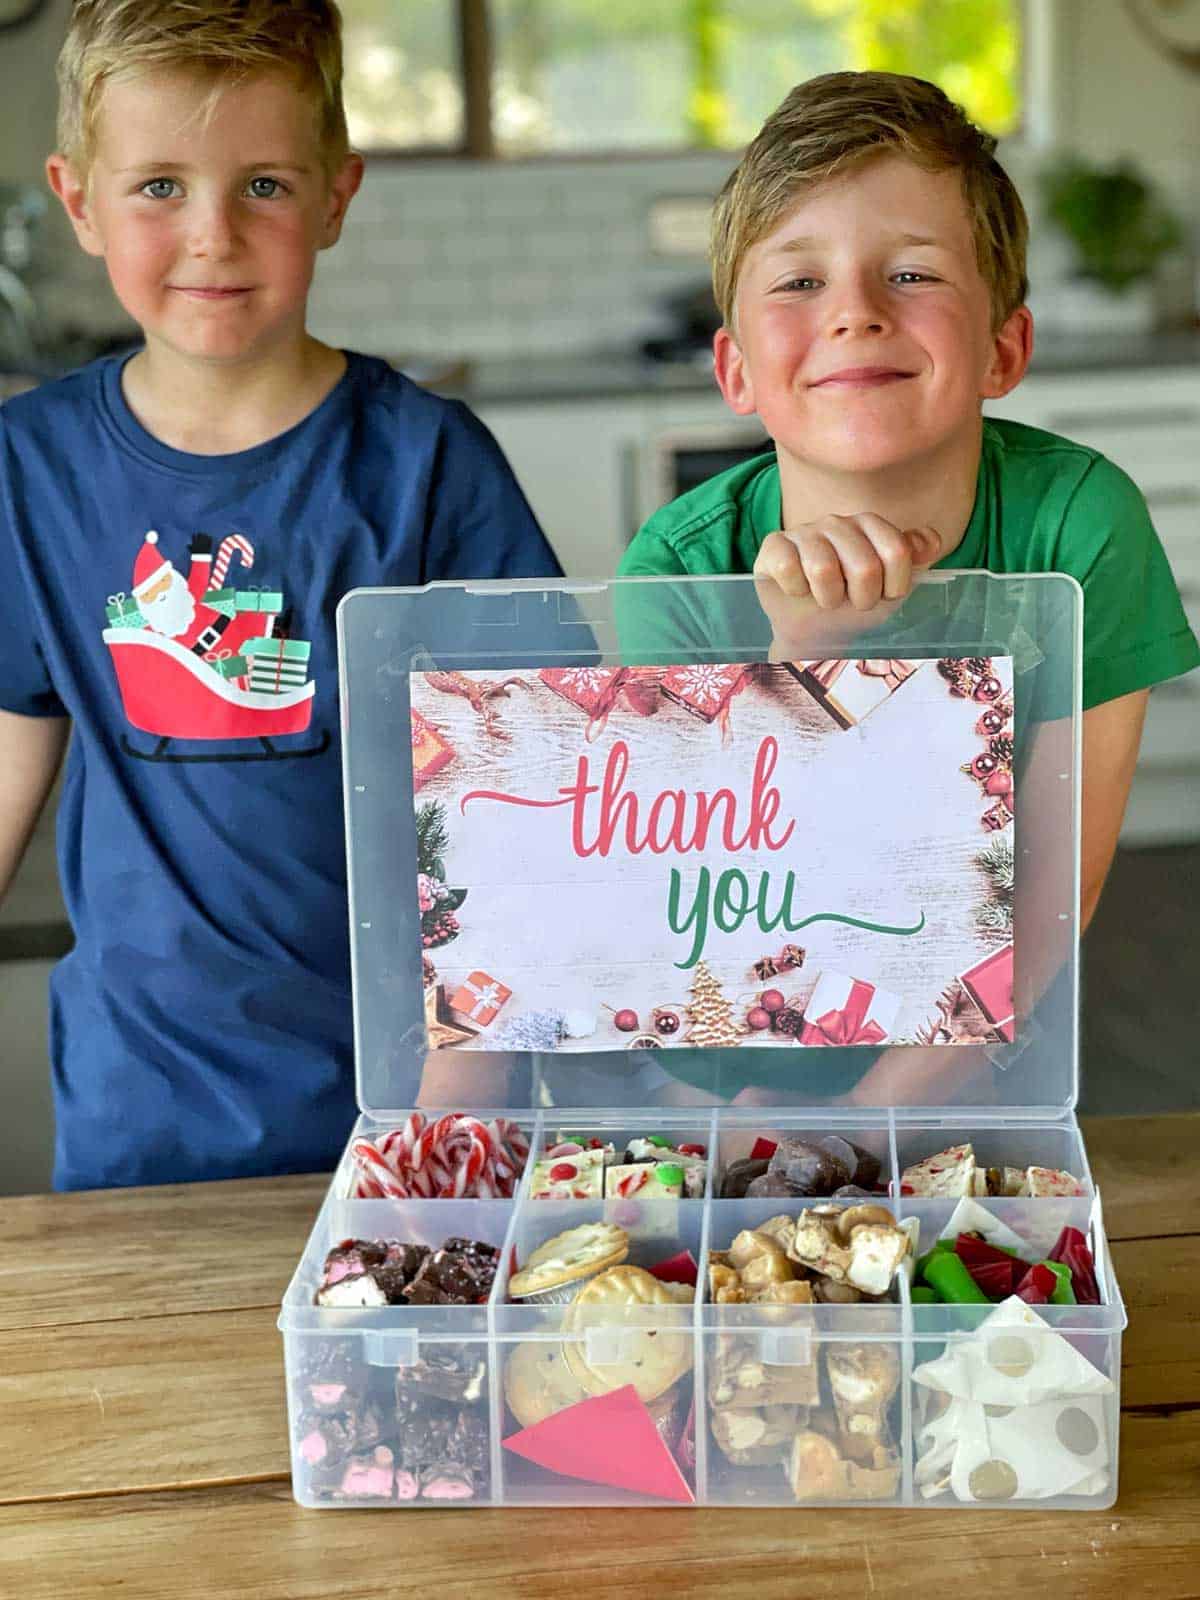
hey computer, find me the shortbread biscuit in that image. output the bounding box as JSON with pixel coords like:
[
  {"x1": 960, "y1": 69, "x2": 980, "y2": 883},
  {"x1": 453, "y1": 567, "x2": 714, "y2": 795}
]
[
  {"x1": 503, "y1": 1337, "x2": 590, "y2": 1427},
  {"x1": 508, "y1": 1221, "x2": 628, "y2": 1300},
  {"x1": 562, "y1": 1265, "x2": 694, "y2": 1402}
]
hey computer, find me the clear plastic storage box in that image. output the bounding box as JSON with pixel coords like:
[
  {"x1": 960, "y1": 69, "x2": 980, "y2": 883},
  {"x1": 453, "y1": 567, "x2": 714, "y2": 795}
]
[{"x1": 278, "y1": 572, "x2": 1126, "y2": 1510}]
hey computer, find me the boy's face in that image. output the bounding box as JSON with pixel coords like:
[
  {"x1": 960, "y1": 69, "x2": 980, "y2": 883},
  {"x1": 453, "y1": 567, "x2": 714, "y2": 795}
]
[
  {"x1": 714, "y1": 154, "x2": 1029, "y2": 477},
  {"x1": 48, "y1": 67, "x2": 362, "y2": 368}
]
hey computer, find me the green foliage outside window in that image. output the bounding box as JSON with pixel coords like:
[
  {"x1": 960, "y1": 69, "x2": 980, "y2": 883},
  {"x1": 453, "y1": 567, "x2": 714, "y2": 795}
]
[{"x1": 341, "y1": 0, "x2": 1021, "y2": 155}]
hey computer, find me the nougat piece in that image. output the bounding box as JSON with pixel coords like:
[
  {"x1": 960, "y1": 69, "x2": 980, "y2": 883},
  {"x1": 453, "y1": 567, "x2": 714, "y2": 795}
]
[
  {"x1": 728, "y1": 1229, "x2": 795, "y2": 1291},
  {"x1": 708, "y1": 1337, "x2": 821, "y2": 1410},
  {"x1": 786, "y1": 1210, "x2": 853, "y2": 1282},
  {"x1": 825, "y1": 1344, "x2": 900, "y2": 1463},
  {"x1": 709, "y1": 1257, "x2": 745, "y2": 1304},
  {"x1": 787, "y1": 1205, "x2": 908, "y2": 1295},
  {"x1": 749, "y1": 1280, "x2": 814, "y2": 1306},
  {"x1": 788, "y1": 1431, "x2": 901, "y2": 1503},
  {"x1": 711, "y1": 1404, "x2": 804, "y2": 1466},
  {"x1": 756, "y1": 1214, "x2": 798, "y2": 1251}
]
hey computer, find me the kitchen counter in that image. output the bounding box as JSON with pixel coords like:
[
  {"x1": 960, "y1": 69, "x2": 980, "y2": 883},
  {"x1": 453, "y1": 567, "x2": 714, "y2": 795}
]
[
  {"x1": 437, "y1": 329, "x2": 1200, "y2": 406},
  {"x1": 6, "y1": 328, "x2": 1198, "y2": 410},
  {"x1": 2, "y1": 1112, "x2": 1198, "y2": 1599}
]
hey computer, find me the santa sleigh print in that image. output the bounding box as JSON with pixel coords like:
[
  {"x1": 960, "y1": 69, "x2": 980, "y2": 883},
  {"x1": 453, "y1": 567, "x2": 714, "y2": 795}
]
[{"x1": 103, "y1": 530, "x2": 327, "y2": 763}]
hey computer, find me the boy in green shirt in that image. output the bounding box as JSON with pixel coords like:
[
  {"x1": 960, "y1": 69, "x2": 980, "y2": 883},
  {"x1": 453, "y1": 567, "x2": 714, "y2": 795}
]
[{"x1": 619, "y1": 71, "x2": 1198, "y2": 1106}]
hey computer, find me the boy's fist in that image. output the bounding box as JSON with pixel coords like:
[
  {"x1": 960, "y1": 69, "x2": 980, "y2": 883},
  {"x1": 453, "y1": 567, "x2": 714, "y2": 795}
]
[{"x1": 753, "y1": 515, "x2": 941, "y2": 611}]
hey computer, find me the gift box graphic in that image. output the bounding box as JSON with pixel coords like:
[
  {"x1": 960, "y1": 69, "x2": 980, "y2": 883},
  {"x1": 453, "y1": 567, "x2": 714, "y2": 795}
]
[
  {"x1": 788, "y1": 658, "x2": 921, "y2": 729},
  {"x1": 448, "y1": 970, "x2": 512, "y2": 1029},
  {"x1": 958, "y1": 943, "x2": 1015, "y2": 1042},
  {"x1": 243, "y1": 636, "x2": 311, "y2": 695},
  {"x1": 799, "y1": 971, "x2": 901, "y2": 1047},
  {"x1": 204, "y1": 648, "x2": 248, "y2": 685},
  {"x1": 538, "y1": 666, "x2": 628, "y2": 732},
  {"x1": 202, "y1": 585, "x2": 284, "y2": 619},
  {"x1": 104, "y1": 592, "x2": 145, "y2": 629},
  {"x1": 410, "y1": 709, "x2": 455, "y2": 791},
  {"x1": 659, "y1": 663, "x2": 750, "y2": 724}
]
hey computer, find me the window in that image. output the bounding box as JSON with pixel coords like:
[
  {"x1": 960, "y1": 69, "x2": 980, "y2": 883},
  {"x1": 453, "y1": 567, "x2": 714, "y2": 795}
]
[{"x1": 341, "y1": 0, "x2": 1023, "y2": 158}]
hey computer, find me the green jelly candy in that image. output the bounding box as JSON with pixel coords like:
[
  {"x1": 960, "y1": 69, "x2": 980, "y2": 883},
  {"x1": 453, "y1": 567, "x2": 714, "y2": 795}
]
[
  {"x1": 924, "y1": 1250, "x2": 991, "y2": 1304},
  {"x1": 911, "y1": 1285, "x2": 938, "y2": 1303},
  {"x1": 647, "y1": 1135, "x2": 672, "y2": 1147},
  {"x1": 915, "y1": 1239, "x2": 955, "y2": 1280},
  {"x1": 1039, "y1": 1259, "x2": 1077, "y2": 1304},
  {"x1": 655, "y1": 1164, "x2": 684, "y2": 1186}
]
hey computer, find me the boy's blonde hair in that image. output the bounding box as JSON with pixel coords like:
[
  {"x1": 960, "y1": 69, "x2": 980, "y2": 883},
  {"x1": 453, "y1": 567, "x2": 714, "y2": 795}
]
[
  {"x1": 57, "y1": 0, "x2": 349, "y2": 174},
  {"x1": 712, "y1": 71, "x2": 1028, "y2": 333}
]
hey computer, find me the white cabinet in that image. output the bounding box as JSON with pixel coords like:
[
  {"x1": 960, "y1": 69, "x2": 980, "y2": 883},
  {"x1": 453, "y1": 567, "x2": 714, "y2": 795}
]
[
  {"x1": 478, "y1": 386, "x2": 761, "y2": 576},
  {"x1": 986, "y1": 367, "x2": 1200, "y2": 843},
  {"x1": 477, "y1": 397, "x2": 652, "y2": 579}
]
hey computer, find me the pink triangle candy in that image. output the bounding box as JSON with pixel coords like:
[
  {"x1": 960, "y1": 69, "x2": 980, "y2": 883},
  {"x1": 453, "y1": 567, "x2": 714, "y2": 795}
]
[{"x1": 502, "y1": 1385, "x2": 694, "y2": 1503}]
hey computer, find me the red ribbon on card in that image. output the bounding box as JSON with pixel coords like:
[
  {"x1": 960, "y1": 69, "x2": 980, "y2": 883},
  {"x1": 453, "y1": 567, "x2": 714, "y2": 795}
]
[
  {"x1": 801, "y1": 978, "x2": 888, "y2": 1047},
  {"x1": 857, "y1": 658, "x2": 913, "y2": 693}
]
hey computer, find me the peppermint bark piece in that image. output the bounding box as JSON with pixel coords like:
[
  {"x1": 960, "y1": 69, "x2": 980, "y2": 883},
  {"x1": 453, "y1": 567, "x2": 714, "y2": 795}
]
[{"x1": 901, "y1": 1143, "x2": 977, "y2": 1198}]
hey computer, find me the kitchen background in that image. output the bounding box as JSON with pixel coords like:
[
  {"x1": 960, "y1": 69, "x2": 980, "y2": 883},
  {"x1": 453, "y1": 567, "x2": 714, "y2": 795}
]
[{"x1": 0, "y1": 0, "x2": 1197, "y2": 1192}]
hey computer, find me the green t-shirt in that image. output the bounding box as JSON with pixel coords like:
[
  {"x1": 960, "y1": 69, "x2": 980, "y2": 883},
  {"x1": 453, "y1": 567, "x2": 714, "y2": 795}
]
[
  {"x1": 619, "y1": 416, "x2": 1200, "y2": 712},
  {"x1": 605, "y1": 417, "x2": 1199, "y2": 1102}
]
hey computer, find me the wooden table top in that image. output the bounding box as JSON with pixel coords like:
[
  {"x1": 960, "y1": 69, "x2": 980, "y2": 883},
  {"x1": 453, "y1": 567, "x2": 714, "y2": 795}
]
[{"x1": 3, "y1": 1113, "x2": 1197, "y2": 1599}]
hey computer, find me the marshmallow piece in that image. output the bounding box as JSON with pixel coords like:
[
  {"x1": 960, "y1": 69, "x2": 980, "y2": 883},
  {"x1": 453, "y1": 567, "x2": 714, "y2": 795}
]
[
  {"x1": 845, "y1": 1223, "x2": 910, "y2": 1295},
  {"x1": 314, "y1": 1272, "x2": 389, "y2": 1308}
]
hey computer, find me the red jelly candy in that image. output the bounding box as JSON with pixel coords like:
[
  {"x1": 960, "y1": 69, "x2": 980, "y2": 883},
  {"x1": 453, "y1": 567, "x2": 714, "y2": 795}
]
[
  {"x1": 1014, "y1": 1263, "x2": 1057, "y2": 1305},
  {"x1": 549, "y1": 1162, "x2": 577, "y2": 1182}
]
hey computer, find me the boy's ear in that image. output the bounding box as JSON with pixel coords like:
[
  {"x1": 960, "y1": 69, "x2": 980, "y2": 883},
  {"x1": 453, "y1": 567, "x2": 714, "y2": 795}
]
[
  {"x1": 980, "y1": 304, "x2": 1034, "y2": 401},
  {"x1": 45, "y1": 154, "x2": 105, "y2": 258},
  {"x1": 319, "y1": 151, "x2": 365, "y2": 250},
  {"x1": 713, "y1": 325, "x2": 758, "y2": 416}
]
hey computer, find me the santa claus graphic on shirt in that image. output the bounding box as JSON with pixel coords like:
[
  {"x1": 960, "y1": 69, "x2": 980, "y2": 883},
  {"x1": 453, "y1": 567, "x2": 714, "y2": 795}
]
[{"x1": 130, "y1": 530, "x2": 271, "y2": 658}]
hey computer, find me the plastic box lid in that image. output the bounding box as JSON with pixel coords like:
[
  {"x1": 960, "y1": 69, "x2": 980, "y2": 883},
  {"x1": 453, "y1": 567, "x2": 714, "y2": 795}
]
[{"x1": 337, "y1": 572, "x2": 1080, "y2": 1122}]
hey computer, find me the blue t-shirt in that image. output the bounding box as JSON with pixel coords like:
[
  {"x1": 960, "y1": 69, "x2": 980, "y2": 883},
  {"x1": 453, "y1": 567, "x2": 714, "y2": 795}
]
[{"x1": 0, "y1": 351, "x2": 563, "y2": 1190}]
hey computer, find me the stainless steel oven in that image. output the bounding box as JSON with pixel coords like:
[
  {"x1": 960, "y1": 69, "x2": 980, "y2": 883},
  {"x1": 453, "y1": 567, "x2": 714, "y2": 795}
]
[{"x1": 627, "y1": 418, "x2": 774, "y2": 533}]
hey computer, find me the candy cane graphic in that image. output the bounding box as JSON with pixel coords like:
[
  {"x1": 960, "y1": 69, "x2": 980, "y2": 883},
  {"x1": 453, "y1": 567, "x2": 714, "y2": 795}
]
[{"x1": 211, "y1": 533, "x2": 255, "y2": 589}]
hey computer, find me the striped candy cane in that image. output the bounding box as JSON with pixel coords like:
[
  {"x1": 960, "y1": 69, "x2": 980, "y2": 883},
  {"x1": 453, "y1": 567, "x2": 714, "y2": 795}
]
[{"x1": 211, "y1": 533, "x2": 255, "y2": 588}]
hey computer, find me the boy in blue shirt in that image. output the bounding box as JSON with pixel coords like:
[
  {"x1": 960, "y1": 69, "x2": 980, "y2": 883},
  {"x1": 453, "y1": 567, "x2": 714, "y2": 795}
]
[{"x1": 0, "y1": 0, "x2": 562, "y2": 1189}]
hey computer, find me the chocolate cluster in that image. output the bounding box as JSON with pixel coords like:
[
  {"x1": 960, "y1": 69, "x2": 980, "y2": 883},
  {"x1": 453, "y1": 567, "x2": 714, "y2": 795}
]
[
  {"x1": 313, "y1": 1235, "x2": 498, "y2": 1308},
  {"x1": 297, "y1": 1236, "x2": 499, "y2": 1503},
  {"x1": 720, "y1": 1133, "x2": 883, "y2": 1200}
]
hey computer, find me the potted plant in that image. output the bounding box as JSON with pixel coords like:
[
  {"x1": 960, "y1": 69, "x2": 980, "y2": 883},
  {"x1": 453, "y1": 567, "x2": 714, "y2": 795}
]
[{"x1": 1036, "y1": 155, "x2": 1183, "y2": 334}]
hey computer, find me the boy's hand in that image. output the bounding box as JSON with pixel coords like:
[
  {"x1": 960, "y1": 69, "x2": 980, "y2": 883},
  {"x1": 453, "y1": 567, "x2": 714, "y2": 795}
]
[{"x1": 754, "y1": 516, "x2": 941, "y2": 611}]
